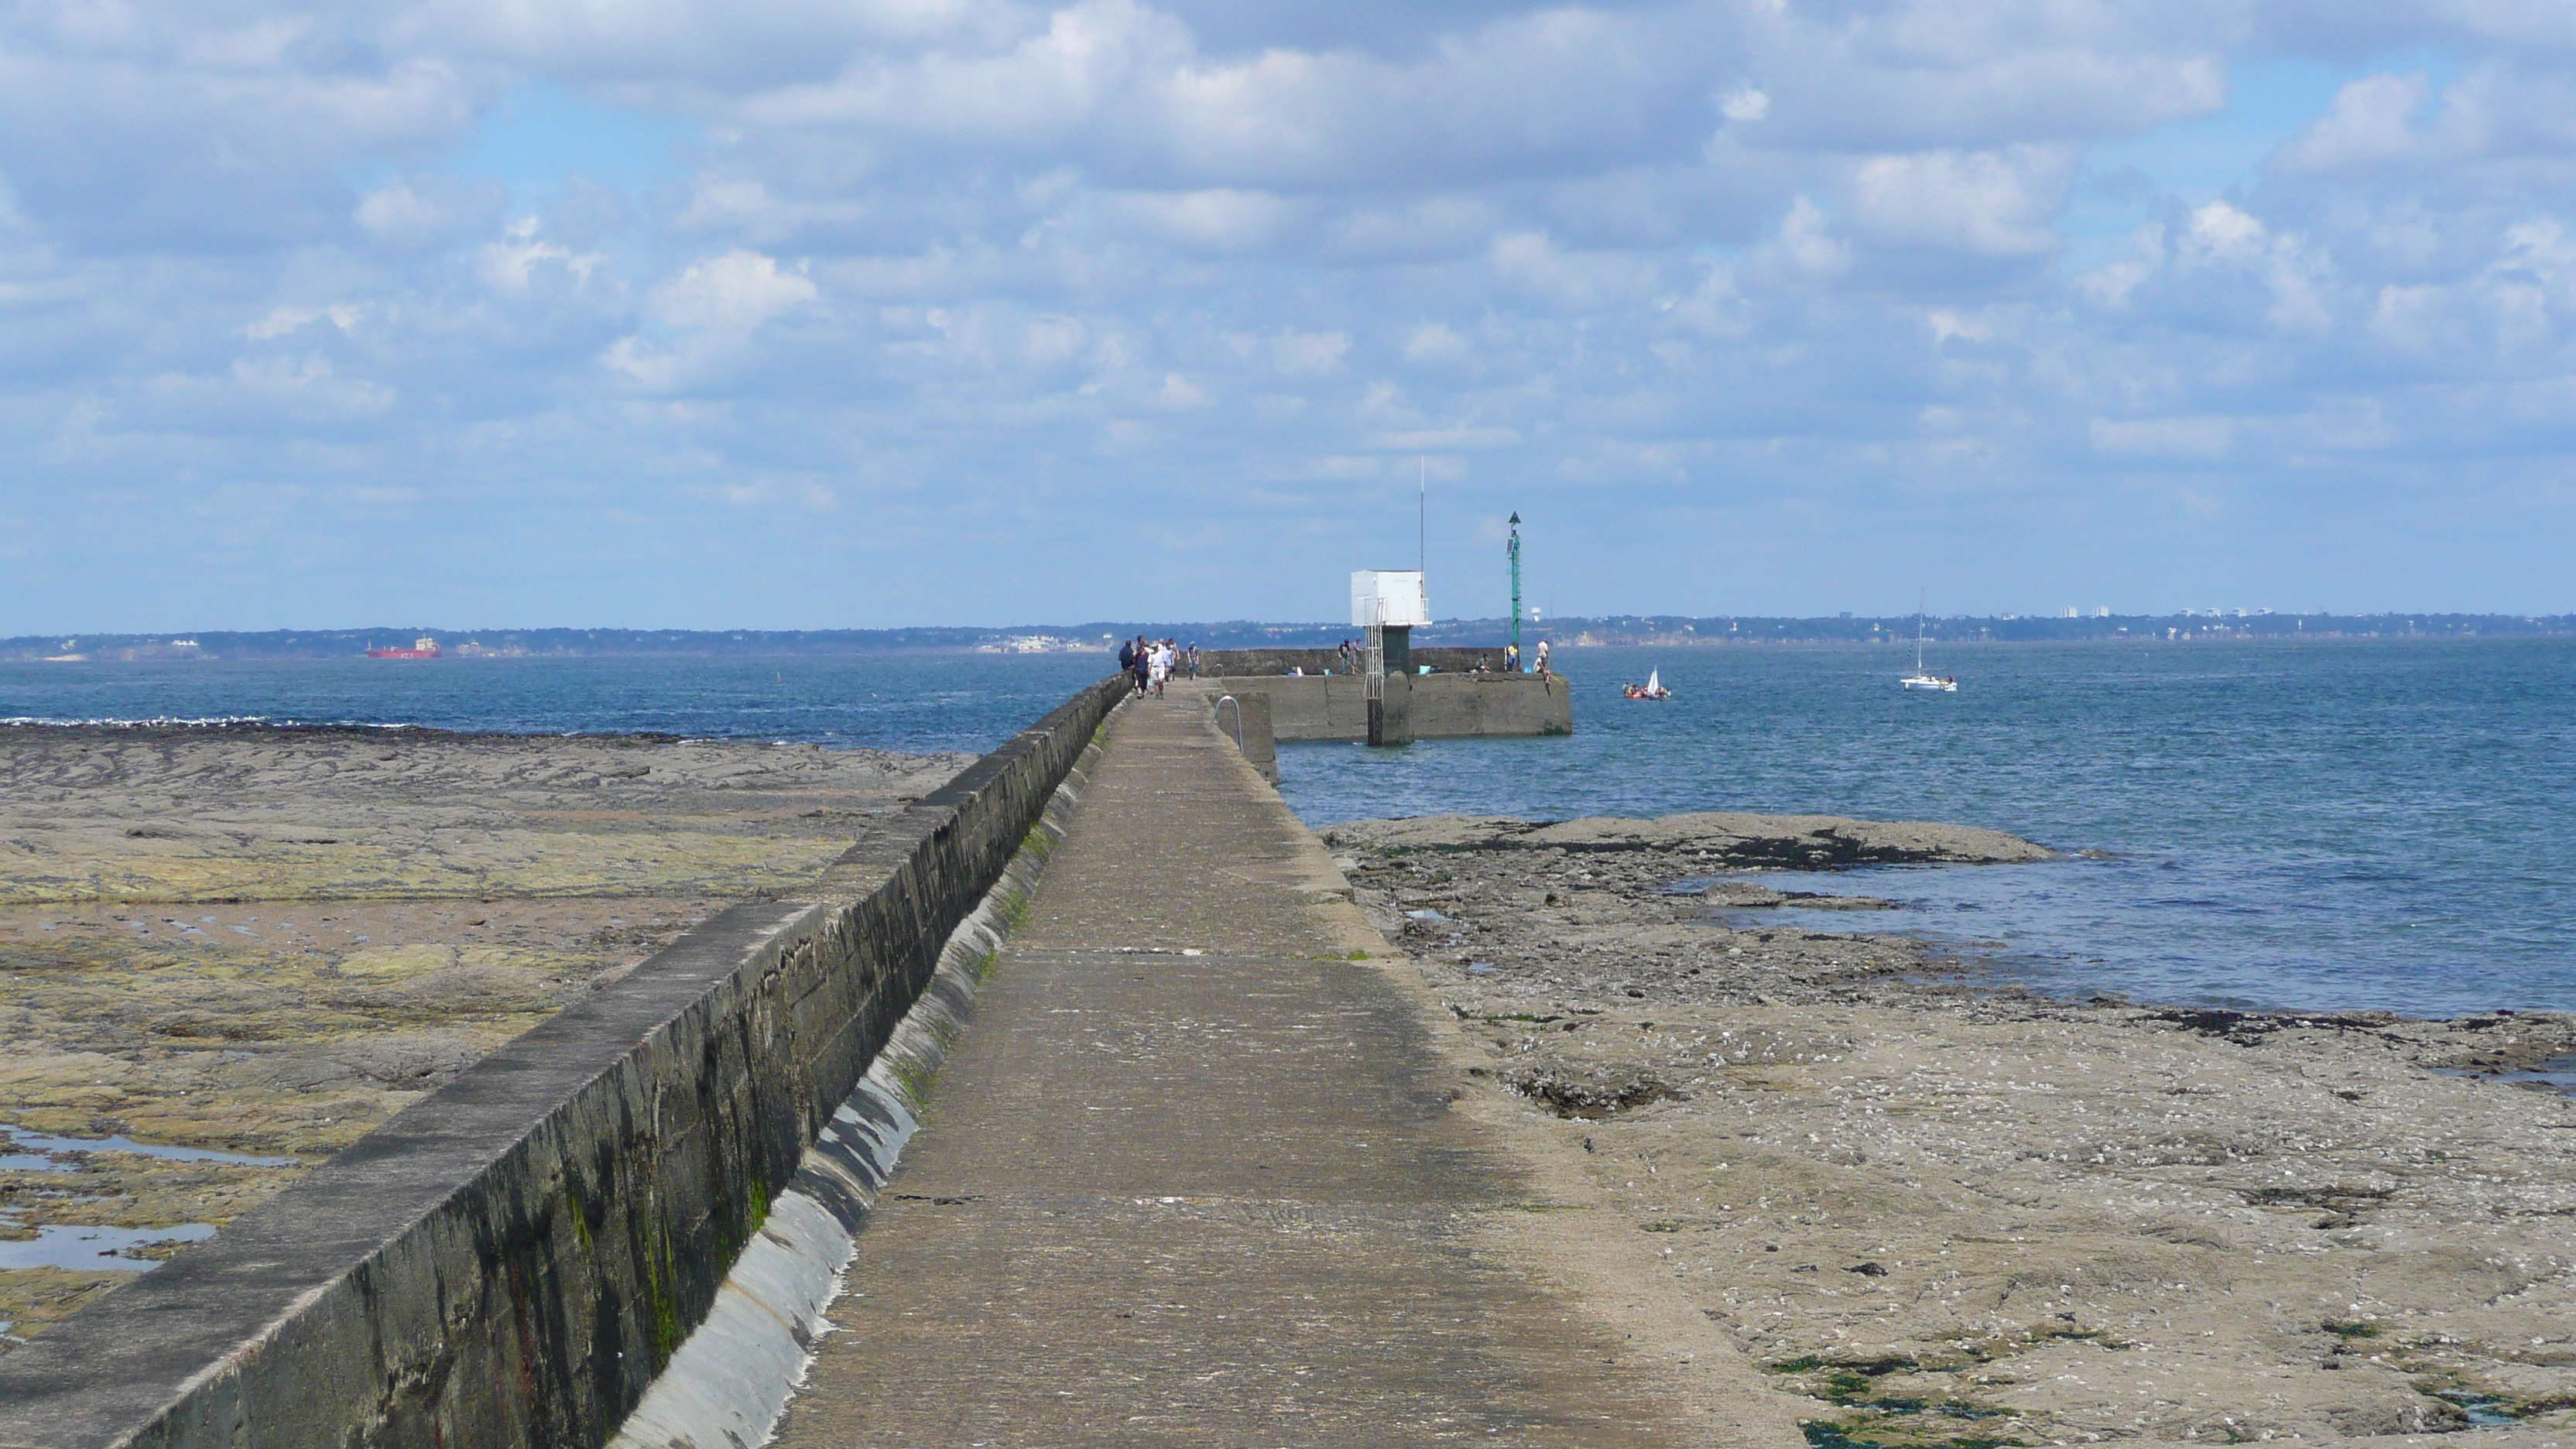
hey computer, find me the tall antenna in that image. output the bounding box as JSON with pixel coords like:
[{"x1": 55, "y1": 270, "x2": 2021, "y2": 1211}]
[{"x1": 1508, "y1": 512, "x2": 1523, "y2": 660}]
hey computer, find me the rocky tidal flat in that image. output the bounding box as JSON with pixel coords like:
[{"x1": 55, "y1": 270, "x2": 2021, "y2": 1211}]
[
  {"x1": 0, "y1": 724, "x2": 964, "y2": 1351},
  {"x1": 1334, "y1": 812, "x2": 2576, "y2": 1447}
]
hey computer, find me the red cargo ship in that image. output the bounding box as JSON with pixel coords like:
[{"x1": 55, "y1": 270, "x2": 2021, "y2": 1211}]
[{"x1": 366, "y1": 636, "x2": 442, "y2": 659}]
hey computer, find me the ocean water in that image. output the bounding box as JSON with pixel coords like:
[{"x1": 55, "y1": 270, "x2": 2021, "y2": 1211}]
[
  {"x1": 0, "y1": 653, "x2": 1110, "y2": 756},
  {"x1": 5, "y1": 640, "x2": 2571, "y2": 1018},
  {"x1": 1275, "y1": 639, "x2": 2576, "y2": 1019}
]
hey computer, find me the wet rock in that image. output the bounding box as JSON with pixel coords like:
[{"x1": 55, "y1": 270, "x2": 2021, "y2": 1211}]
[
  {"x1": 1323, "y1": 810, "x2": 2050, "y2": 866},
  {"x1": 1694, "y1": 881, "x2": 1898, "y2": 911},
  {"x1": 1501, "y1": 1062, "x2": 1680, "y2": 1119}
]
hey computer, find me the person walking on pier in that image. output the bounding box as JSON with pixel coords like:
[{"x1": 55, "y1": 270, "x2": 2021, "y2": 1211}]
[
  {"x1": 1149, "y1": 639, "x2": 1173, "y2": 697},
  {"x1": 1129, "y1": 637, "x2": 1151, "y2": 696}
]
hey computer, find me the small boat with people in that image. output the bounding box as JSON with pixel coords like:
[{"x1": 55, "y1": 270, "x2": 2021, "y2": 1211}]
[
  {"x1": 1623, "y1": 670, "x2": 1671, "y2": 701},
  {"x1": 1899, "y1": 597, "x2": 1956, "y2": 692}
]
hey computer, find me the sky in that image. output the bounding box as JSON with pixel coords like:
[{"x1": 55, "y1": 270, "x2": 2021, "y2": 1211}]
[{"x1": 2, "y1": 1, "x2": 2574, "y2": 629}]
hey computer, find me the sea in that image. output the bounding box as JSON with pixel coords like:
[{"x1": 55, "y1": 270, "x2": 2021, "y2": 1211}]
[{"x1": 5, "y1": 637, "x2": 2571, "y2": 1019}]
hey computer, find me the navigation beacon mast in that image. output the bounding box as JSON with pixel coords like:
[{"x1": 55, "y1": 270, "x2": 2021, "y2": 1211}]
[{"x1": 1507, "y1": 512, "x2": 1523, "y2": 663}]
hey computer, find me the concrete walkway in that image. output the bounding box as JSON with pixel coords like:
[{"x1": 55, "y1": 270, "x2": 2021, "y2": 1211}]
[{"x1": 770, "y1": 694, "x2": 1702, "y2": 1447}]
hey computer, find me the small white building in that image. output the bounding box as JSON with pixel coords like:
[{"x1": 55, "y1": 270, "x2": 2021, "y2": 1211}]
[{"x1": 1350, "y1": 570, "x2": 1428, "y2": 628}]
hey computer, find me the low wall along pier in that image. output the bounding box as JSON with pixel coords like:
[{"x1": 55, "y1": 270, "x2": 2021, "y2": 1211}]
[
  {"x1": 0, "y1": 679, "x2": 1128, "y2": 1449},
  {"x1": 1190, "y1": 647, "x2": 1574, "y2": 745},
  {"x1": 1179, "y1": 671, "x2": 1571, "y2": 748},
  {"x1": 1197, "y1": 646, "x2": 1521, "y2": 677}
]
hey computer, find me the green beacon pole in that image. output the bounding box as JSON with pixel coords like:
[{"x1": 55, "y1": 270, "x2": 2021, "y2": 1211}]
[{"x1": 1507, "y1": 512, "x2": 1523, "y2": 667}]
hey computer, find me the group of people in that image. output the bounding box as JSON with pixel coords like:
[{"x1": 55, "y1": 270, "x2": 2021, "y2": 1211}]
[{"x1": 1118, "y1": 636, "x2": 1197, "y2": 697}]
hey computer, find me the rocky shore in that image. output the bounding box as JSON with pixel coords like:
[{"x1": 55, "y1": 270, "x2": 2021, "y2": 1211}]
[
  {"x1": 1335, "y1": 811, "x2": 2576, "y2": 1447},
  {"x1": 0, "y1": 724, "x2": 964, "y2": 1350}
]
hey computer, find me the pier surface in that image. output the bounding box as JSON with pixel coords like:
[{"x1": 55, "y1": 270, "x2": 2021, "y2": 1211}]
[{"x1": 770, "y1": 696, "x2": 1708, "y2": 1446}]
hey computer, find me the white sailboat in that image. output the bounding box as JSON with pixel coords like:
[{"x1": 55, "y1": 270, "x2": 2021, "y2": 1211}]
[
  {"x1": 1900, "y1": 597, "x2": 1957, "y2": 692},
  {"x1": 1624, "y1": 669, "x2": 1671, "y2": 701}
]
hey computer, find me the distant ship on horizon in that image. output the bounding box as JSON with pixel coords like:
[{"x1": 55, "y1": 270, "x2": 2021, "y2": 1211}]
[{"x1": 367, "y1": 636, "x2": 441, "y2": 659}]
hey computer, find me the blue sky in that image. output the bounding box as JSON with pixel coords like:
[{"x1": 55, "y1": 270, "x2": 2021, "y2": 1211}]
[{"x1": 1, "y1": 1, "x2": 2571, "y2": 629}]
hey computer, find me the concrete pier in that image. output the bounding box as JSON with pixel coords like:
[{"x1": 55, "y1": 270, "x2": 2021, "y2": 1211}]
[{"x1": 768, "y1": 695, "x2": 1701, "y2": 1446}]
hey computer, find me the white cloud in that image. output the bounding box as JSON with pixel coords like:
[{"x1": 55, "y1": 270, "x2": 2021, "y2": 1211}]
[
  {"x1": 1375, "y1": 423, "x2": 1519, "y2": 449},
  {"x1": 648, "y1": 250, "x2": 817, "y2": 331},
  {"x1": 1719, "y1": 87, "x2": 1769, "y2": 124},
  {"x1": 677, "y1": 176, "x2": 867, "y2": 244},
  {"x1": 1271, "y1": 328, "x2": 1348, "y2": 377},
  {"x1": 1107, "y1": 187, "x2": 1300, "y2": 252},
  {"x1": 1666, "y1": 262, "x2": 1749, "y2": 338},
  {"x1": 2181, "y1": 200, "x2": 2266, "y2": 264},
  {"x1": 2090, "y1": 416, "x2": 2234, "y2": 461},
  {"x1": 1023, "y1": 314, "x2": 1084, "y2": 365},
  {"x1": 179, "y1": 354, "x2": 399, "y2": 421},
  {"x1": 1772, "y1": 196, "x2": 1851, "y2": 278},
  {"x1": 1402, "y1": 322, "x2": 1471, "y2": 365},
  {"x1": 478, "y1": 218, "x2": 603, "y2": 294},
  {"x1": 244, "y1": 304, "x2": 363, "y2": 340},
  {"x1": 2276, "y1": 74, "x2": 2431, "y2": 174},
  {"x1": 356, "y1": 180, "x2": 464, "y2": 245},
  {"x1": 607, "y1": 250, "x2": 818, "y2": 389},
  {"x1": 1326, "y1": 196, "x2": 1495, "y2": 260},
  {"x1": 1850, "y1": 146, "x2": 2070, "y2": 256},
  {"x1": 2178, "y1": 202, "x2": 2334, "y2": 333},
  {"x1": 1489, "y1": 230, "x2": 1663, "y2": 310}
]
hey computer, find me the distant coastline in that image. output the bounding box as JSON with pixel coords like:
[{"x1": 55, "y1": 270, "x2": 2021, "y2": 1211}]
[{"x1": 5, "y1": 611, "x2": 2570, "y2": 662}]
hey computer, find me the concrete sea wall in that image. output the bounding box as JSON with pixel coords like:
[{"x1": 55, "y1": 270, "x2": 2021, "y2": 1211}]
[
  {"x1": 1201, "y1": 673, "x2": 1571, "y2": 742},
  {"x1": 1205, "y1": 689, "x2": 1277, "y2": 782},
  {"x1": 0, "y1": 678, "x2": 1129, "y2": 1449},
  {"x1": 1199, "y1": 646, "x2": 1523, "y2": 677}
]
